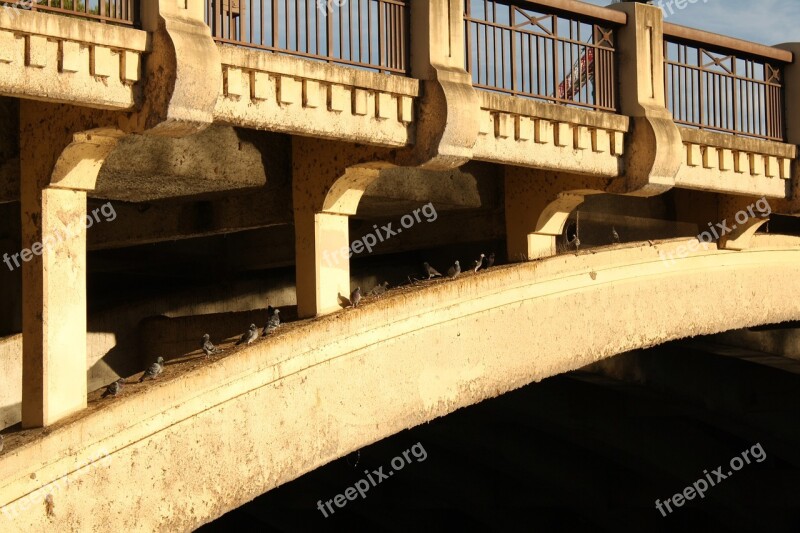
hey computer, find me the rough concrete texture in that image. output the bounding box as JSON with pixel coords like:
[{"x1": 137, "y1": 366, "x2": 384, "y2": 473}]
[
  {"x1": 214, "y1": 46, "x2": 419, "y2": 147},
  {"x1": 473, "y1": 91, "x2": 628, "y2": 176},
  {"x1": 96, "y1": 125, "x2": 268, "y2": 202},
  {"x1": 119, "y1": 0, "x2": 221, "y2": 136},
  {"x1": 0, "y1": 10, "x2": 147, "y2": 109},
  {"x1": 1, "y1": 239, "x2": 799, "y2": 530},
  {"x1": 676, "y1": 127, "x2": 795, "y2": 197}
]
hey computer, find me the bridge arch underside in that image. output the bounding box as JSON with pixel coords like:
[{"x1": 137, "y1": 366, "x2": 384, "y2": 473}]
[{"x1": 2, "y1": 238, "x2": 800, "y2": 530}]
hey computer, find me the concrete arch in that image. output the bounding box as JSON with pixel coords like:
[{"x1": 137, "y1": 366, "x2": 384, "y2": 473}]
[{"x1": 2, "y1": 237, "x2": 800, "y2": 530}]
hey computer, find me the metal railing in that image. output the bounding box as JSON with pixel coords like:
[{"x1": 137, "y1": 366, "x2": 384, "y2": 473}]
[
  {"x1": 664, "y1": 26, "x2": 788, "y2": 142},
  {"x1": 205, "y1": 0, "x2": 408, "y2": 74},
  {"x1": 464, "y1": 0, "x2": 621, "y2": 112},
  {"x1": 1, "y1": 0, "x2": 136, "y2": 26}
]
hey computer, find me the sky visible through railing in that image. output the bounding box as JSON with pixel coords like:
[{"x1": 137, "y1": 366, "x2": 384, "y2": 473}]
[{"x1": 585, "y1": 0, "x2": 798, "y2": 45}]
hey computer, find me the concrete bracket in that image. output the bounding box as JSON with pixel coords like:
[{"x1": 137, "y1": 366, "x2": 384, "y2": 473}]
[{"x1": 117, "y1": 0, "x2": 222, "y2": 137}]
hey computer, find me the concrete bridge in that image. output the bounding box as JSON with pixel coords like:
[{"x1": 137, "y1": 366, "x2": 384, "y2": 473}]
[{"x1": 0, "y1": 0, "x2": 799, "y2": 529}]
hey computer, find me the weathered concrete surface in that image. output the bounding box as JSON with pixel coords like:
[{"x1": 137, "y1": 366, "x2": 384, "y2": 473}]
[
  {"x1": 473, "y1": 92, "x2": 628, "y2": 176},
  {"x1": 0, "y1": 239, "x2": 799, "y2": 531},
  {"x1": 0, "y1": 10, "x2": 147, "y2": 109},
  {"x1": 676, "y1": 128, "x2": 795, "y2": 198},
  {"x1": 215, "y1": 47, "x2": 419, "y2": 148},
  {"x1": 95, "y1": 125, "x2": 269, "y2": 202}
]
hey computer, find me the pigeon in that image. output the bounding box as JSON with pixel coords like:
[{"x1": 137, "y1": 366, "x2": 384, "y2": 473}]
[
  {"x1": 369, "y1": 281, "x2": 389, "y2": 296},
  {"x1": 262, "y1": 308, "x2": 281, "y2": 336},
  {"x1": 201, "y1": 333, "x2": 222, "y2": 357},
  {"x1": 102, "y1": 378, "x2": 125, "y2": 398},
  {"x1": 139, "y1": 357, "x2": 164, "y2": 383},
  {"x1": 447, "y1": 260, "x2": 461, "y2": 279},
  {"x1": 611, "y1": 227, "x2": 620, "y2": 244},
  {"x1": 473, "y1": 254, "x2": 485, "y2": 273},
  {"x1": 423, "y1": 262, "x2": 442, "y2": 279},
  {"x1": 350, "y1": 287, "x2": 362, "y2": 308},
  {"x1": 484, "y1": 252, "x2": 495, "y2": 269},
  {"x1": 236, "y1": 324, "x2": 258, "y2": 346},
  {"x1": 0, "y1": 434, "x2": 4, "y2": 453}
]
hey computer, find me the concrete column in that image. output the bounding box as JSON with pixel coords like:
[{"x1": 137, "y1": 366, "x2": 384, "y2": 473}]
[
  {"x1": 18, "y1": 102, "x2": 122, "y2": 427},
  {"x1": 294, "y1": 210, "x2": 351, "y2": 318},
  {"x1": 398, "y1": 0, "x2": 479, "y2": 169},
  {"x1": 505, "y1": 168, "x2": 610, "y2": 261},
  {"x1": 775, "y1": 43, "x2": 800, "y2": 215},
  {"x1": 20, "y1": 186, "x2": 88, "y2": 427},
  {"x1": 292, "y1": 138, "x2": 390, "y2": 318},
  {"x1": 610, "y1": 2, "x2": 682, "y2": 194}
]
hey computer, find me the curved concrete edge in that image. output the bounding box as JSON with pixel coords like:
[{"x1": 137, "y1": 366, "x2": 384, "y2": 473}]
[{"x1": 1, "y1": 238, "x2": 800, "y2": 530}]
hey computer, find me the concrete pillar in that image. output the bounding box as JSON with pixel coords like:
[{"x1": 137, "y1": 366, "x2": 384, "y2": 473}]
[
  {"x1": 294, "y1": 211, "x2": 351, "y2": 318},
  {"x1": 18, "y1": 102, "x2": 122, "y2": 427},
  {"x1": 292, "y1": 138, "x2": 390, "y2": 318},
  {"x1": 610, "y1": 1, "x2": 682, "y2": 194},
  {"x1": 505, "y1": 169, "x2": 610, "y2": 261},
  {"x1": 20, "y1": 186, "x2": 88, "y2": 427},
  {"x1": 775, "y1": 43, "x2": 800, "y2": 215},
  {"x1": 398, "y1": 0, "x2": 479, "y2": 169}
]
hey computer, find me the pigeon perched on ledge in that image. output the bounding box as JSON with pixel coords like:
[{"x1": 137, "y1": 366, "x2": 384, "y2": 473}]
[
  {"x1": 237, "y1": 324, "x2": 258, "y2": 346},
  {"x1": 447, "y1": 260, "x2": 461, "y2": 279},
  {"x1": 262, "y1": 307, "x2": 281, "y2": 336},
  {"x1": 473, "y1": 254, "x2": 485, "y2": 273},
  {"x1": 1, "y1": 434, "x2": 5, "y2": 453},
  {"x1": 102, "y1": 378, "x2": 125, "y2": 398},
  {"x1": 350, "y1": 287, "x2": 362, "y2": 308},
  {"x1": 611, "y1": 226, "x2": 620, "y2": 243},
  {"x1": 370, "y1": 281, "x2": 389, "y2": 296},
  {"x1": 202, "y1": 334, "x2": 222, "y2": 357},
  {"x1": 139, "y1": 357, "x2": 164, "y2": 383},
  {"x1": 423, "y1": 262, "x2": 442, "y2": 279},
  {"x1": 484, "y1": 252, "x2": 495, "y2": 269}
]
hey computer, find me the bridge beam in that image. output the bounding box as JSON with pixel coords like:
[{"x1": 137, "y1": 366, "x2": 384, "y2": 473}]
[{"x1": 19, "y1": 102, "x2": 121, "y2": 428}]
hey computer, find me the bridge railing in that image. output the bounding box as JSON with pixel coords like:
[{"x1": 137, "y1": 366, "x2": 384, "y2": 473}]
[
  {"x1": 1, "y1": 0, "x2": 136, "y2": 25},
  {"x1": 204, "y1": 0, "x2": 408, "y2": 74},
  {"x1": 464, "y1": 0, "x2": 623, "y2": 112},
  {"x1": 664, "y1": 24, "x2": 790, "y2": 142}
]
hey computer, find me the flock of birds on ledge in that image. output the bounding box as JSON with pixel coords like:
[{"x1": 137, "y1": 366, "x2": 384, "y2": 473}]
[
  {"x1": 99, "y1": 223, "x2": 627, "y2": 400},
  {"x1": 99, "y1": 251, "x2": 500, "y2": 400}
]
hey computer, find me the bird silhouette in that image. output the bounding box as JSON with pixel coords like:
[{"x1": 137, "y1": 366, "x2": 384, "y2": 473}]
[
  {"x1": 447, "y1": 260, "x2": 461, "y2": 279},
  {"x1": 139, "y1": 357, "x2": 164, "y2": 383},
  {"x1": 369, "y1": 281, "x2": 389, "y2": 296},
  {"x1": 262, "y1": 308, "x2": 281, "y2": 336},
  {"x1": 201, "y1": 333, "x2": 222, "y2": 357},
  {"x1": 423, "y1": 262, "x2": 442, "y2": 279},
  {"x1": 473, "y1": 254, "x2": 485, "y2": 273},
  {"x1": 350, "y1": 287, "x2": 362, "y2": 308},
  {"x1": 484, "y1": 252, "x2": 495, "y2": 268},
  {"x1": 237, "y1": 324, "x2": 258, "y2": 345},
  {"x1": 102, "y1": 378, "x2": 125, "y2": 398},
  {"x1": 611, "y1": 227, "x2": 620, "y2": 244}
]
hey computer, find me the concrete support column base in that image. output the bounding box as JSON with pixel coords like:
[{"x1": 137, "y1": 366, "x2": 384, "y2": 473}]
[
  {"x1": 505, "y1": 167, "x2": 613, "y2": 262},
  {"x1": 20, "y1": 187, "x2": 88, "y2": 428},
  {"x1": 294, "y1": 210, "x2": 351, "y2": 318}
]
